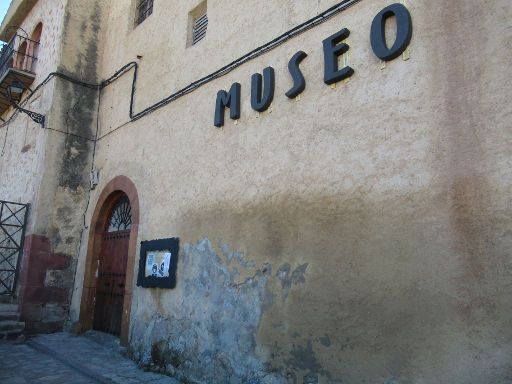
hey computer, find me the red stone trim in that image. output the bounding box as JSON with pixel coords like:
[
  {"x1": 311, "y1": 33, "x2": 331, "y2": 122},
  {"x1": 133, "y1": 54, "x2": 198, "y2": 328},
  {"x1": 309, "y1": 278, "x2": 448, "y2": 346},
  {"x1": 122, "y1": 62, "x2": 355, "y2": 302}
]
[{"x1": 18, "y1": 234, "x2": 70, "y2": 334}]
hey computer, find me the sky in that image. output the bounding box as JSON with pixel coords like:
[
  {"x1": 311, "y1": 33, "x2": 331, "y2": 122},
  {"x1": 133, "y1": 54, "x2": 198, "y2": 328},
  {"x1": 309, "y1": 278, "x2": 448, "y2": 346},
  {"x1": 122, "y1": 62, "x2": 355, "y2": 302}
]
[
  {"x1": 0, "y1": 0, "x2": 10, "y2": 42},
  {"x1": 0, "y1": 0, "x2": 9, "y2": 20}
]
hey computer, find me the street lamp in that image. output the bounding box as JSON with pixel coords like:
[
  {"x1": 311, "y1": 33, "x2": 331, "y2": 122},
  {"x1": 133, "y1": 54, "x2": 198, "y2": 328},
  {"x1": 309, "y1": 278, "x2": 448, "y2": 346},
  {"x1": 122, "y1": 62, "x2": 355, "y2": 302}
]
[
  {"x1": 7, "y1": 81, "x2": 24, "y2": 102},
  {"x1": 6, "y1": 80, "x2": 45, "y2": 127}
]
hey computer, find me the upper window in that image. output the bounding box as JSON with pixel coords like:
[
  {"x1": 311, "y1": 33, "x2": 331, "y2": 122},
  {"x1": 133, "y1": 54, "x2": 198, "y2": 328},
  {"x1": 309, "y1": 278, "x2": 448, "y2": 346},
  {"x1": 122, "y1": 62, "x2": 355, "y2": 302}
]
[
  {"x1": 135, "y1": 0, "x2": 153, "y2": 26},
  {"x1": 29, "y1": 23, "x2": 42, "y2": 73},
  {"x1": 188, "y1": 1, "x2": 208, "y2": 47},
  {"x1": 192, "y1": 12, "x2": 208, "y2": 45}
]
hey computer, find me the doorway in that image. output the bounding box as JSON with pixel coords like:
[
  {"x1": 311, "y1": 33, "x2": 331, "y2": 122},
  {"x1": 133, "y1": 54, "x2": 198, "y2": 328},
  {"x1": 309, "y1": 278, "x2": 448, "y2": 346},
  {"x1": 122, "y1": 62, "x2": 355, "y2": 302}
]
[
  {"x1": 79, "y1": 176, "x2": 139, "y2": 345},
  {"x1": 92, "y1": 196, "x2": 132, "y2": 335}
]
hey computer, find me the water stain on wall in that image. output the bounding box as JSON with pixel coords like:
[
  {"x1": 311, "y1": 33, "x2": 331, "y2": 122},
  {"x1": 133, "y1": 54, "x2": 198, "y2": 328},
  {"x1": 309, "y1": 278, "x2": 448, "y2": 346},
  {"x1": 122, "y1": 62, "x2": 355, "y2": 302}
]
[{"x1": 130, "y1": 238, "x2": 289, "y2": 383}]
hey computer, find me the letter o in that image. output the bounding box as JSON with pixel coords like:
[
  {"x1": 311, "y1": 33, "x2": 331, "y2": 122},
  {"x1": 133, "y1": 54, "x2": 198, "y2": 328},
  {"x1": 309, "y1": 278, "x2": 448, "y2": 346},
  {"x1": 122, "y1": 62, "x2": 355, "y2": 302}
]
[{"x1": 371, "y1": 3, "x2": 412, "y2": 61}]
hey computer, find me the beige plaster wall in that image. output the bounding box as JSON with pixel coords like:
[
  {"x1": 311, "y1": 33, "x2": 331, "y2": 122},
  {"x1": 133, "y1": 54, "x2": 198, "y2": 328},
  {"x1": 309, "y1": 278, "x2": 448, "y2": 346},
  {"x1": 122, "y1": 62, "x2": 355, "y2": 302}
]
[{"x1": 67, "y1": 0, "x2": 512, "y2": 383}]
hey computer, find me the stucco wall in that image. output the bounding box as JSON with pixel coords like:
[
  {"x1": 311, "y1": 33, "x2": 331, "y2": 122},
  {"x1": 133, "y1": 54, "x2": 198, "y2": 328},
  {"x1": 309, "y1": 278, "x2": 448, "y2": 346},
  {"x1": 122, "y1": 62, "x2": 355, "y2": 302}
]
[{"x1": 61, "y1": 0, "x2": 511, "y2": 382}]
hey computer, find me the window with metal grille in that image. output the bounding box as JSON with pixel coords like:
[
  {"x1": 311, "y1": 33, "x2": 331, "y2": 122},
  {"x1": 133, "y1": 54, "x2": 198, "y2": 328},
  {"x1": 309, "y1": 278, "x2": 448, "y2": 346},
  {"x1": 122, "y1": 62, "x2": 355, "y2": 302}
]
[
  {"x1": 107, "y1": 196, "x2": 132, "y2": 232},
  {"x1": 135, "y1": 0, "x2": 153, "y2": 26},
  {"x1": 192, "y1": 12, "x2": 208, "y2": 45}
]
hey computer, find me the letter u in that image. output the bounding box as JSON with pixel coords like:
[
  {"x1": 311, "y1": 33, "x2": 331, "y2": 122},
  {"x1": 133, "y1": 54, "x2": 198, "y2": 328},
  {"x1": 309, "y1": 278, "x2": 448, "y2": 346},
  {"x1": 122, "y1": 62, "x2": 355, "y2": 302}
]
[{"x1": 251, "y1": 67, "x2": 275, "y2": 112}]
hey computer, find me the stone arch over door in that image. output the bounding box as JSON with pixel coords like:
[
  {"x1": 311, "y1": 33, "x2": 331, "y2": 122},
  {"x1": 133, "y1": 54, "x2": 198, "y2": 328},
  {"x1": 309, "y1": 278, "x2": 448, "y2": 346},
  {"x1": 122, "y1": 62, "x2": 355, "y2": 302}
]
[{"x1": 79, "y1": 176, "x2": 139, "y2": 346}]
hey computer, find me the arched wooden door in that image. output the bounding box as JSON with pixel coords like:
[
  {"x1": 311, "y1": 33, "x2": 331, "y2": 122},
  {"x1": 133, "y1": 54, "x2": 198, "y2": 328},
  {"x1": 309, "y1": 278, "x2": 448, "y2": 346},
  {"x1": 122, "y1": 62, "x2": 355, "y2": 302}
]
[{"x1": 93, "y1": 195, "x2": 132, "y2": 336}]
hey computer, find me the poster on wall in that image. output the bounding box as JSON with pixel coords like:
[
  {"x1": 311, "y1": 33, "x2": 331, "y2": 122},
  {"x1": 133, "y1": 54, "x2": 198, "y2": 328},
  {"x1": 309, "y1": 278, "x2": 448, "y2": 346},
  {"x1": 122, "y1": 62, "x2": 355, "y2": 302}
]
[
  {"x1": 145, "y1": 251, "x2": 171, "y2": 278},
  {"x1": 137, "y1": 238, "x2": 179, "y2": 288}
]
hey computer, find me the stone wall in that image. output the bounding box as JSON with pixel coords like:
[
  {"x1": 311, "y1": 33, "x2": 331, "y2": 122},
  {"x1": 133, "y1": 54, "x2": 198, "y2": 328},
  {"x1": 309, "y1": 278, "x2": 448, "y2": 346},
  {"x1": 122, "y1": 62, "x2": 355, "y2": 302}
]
[
  {"x1": 0, "y1": 0, "x2": 106, "y2": 334},
  {"x1": 0, "y1": 0, "x2": 65, "y2": 206}
]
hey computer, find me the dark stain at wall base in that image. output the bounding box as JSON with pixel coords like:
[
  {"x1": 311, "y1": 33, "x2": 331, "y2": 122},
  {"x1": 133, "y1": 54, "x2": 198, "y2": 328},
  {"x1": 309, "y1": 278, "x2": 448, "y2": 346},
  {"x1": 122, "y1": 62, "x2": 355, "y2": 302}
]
[
  {"x1": 285, "y1": 340, "x2": 329, "y2": 382},
  {"x1": 129, "y1": 237, "x2": 310, "y2": 383},
  {"x1": 169, "y1": 184, "x2": 512, "y2": 383}
]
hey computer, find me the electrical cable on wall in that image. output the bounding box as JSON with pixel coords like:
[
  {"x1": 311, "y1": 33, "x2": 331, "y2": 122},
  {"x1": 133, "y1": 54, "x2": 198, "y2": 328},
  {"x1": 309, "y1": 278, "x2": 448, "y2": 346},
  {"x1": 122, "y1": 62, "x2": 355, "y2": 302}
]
[
  {"x1": 0, "y1": 0, "x2": 362, "y2": 138},
  {"x1": 1, "y1": 121, "x2": 9, "y2": 156}
]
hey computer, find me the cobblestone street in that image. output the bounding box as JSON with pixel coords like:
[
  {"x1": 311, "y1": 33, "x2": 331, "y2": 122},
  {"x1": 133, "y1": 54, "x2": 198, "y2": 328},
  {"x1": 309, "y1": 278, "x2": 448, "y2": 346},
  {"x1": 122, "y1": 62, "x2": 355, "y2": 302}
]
[{"x1": 0, "y1": 332, "x2": 181, "y2": 384}]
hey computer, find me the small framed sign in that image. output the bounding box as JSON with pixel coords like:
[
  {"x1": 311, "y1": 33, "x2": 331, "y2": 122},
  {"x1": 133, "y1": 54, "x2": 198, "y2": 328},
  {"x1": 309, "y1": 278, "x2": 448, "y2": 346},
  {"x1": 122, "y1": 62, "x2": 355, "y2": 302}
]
[{"x1": 137, "y1": 237, "x2": 179, "y2": 288}]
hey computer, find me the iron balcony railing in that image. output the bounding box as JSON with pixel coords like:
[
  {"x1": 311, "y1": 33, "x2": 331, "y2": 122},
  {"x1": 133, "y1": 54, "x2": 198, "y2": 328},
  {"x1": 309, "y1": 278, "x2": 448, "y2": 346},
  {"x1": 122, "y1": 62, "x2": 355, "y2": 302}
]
[{"x1": 0, "y1": 34, "x2": 39, "y2": 80}]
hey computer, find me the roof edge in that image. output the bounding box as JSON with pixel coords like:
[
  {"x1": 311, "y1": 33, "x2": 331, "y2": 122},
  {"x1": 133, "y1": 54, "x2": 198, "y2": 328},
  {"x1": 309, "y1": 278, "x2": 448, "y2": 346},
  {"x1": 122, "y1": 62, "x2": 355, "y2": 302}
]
[{"x1": 0, "y1": 0, "x2": 38, "y2": 42}]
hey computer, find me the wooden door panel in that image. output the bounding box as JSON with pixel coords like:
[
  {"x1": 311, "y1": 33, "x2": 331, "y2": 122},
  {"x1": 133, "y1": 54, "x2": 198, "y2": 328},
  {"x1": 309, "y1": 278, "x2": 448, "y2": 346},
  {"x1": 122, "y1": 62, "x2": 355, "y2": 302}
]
[{"x1": 93, "y1": 230, "x2": 130, "y2": 335}]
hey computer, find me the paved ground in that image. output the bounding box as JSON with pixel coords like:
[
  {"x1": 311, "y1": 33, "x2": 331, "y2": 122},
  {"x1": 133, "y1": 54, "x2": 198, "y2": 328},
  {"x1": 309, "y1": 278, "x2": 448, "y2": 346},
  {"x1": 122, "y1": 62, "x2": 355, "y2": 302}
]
[{"x1": 0, "y1": 331, "x2": 181, "y2": 384}]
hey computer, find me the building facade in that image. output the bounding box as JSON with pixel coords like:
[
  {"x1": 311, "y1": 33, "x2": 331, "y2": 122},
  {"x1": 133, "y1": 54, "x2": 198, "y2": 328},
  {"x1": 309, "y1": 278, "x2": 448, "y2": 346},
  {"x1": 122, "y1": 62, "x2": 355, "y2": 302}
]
[{"x1": 0, "y1": 0, "x2": 511, "y2": 383}]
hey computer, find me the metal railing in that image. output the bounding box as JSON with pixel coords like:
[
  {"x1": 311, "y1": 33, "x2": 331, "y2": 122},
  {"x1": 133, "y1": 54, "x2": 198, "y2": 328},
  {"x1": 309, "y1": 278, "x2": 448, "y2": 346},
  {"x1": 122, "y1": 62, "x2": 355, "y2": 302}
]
[
  {"x1": 0, "y1": 34, "x2": 39, "y2": 80},
  {"x1": 0, "y1": 200, "x2": 29, "y2": 297}
]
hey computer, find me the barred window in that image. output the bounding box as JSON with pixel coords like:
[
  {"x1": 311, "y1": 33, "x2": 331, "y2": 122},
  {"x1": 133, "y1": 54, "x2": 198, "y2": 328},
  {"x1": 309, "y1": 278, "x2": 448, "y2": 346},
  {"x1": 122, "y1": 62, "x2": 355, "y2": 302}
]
[
  {"x1": 107, "y1": 196, "x2": 132, "y2": 232},
  {"x1": 188, "y1": 1, "x2": 208, "y2": 47},
  {"x1": 192, "y1": 12, "x2": 208, "y2": 45},
  {"x1": 135, "y1": 0, "x2": 153, "y2": 26}
]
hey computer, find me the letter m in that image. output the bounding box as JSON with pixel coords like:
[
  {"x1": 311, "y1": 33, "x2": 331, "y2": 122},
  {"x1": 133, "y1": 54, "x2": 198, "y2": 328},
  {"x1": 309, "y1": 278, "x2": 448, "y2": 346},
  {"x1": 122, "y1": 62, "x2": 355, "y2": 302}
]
[{"x1": 214, "y1": 83, "x2": 241, "y2": 128}]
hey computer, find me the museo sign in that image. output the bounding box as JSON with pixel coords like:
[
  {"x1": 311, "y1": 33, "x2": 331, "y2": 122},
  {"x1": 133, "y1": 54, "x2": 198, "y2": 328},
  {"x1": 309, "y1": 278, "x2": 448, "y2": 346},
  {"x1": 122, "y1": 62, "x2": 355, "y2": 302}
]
[{"x1": 214, "y1": 3, "x2": 413, "y2": 127}]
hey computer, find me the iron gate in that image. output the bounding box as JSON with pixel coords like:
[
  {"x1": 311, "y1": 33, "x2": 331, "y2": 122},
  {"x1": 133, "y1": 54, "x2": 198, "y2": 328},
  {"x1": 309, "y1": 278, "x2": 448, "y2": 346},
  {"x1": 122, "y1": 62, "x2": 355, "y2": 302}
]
[{"x1": 0, "y1": 200, "x2": 29, "y2": 297}]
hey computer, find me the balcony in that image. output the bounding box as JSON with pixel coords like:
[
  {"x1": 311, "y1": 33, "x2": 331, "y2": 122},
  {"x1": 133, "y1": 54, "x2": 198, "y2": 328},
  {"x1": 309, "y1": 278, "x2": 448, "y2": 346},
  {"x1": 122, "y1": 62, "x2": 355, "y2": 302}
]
[{"x1": 0, "y1": 34, "x2": 39, "y2": 116}]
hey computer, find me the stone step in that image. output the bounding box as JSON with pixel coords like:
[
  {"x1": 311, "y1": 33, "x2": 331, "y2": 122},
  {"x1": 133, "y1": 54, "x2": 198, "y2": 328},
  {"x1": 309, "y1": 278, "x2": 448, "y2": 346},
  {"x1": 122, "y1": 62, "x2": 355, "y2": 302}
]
[
  {"x1": 0, "y1": 303, "x2": 19, "y2": 313},
  {"x1": 0, "y1": 328, "x2": 24, "y2": 340},
  {"x1": 0, "y1": 295, "x2": 15, "y2": 304},
  {"x1": 0, "y1": 320, "x2": 25, "y2": 332},
  {"x1": 0, "y1": 311, "x2": 19, "y2": 321}
]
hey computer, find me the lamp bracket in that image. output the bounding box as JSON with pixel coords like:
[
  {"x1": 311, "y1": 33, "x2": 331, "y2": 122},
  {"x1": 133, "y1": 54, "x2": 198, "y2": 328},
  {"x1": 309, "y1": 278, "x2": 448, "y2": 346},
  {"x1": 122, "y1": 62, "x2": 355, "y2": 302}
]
[{"x1": 19, "y1": 107, "x2": 45, "y2": 127}]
